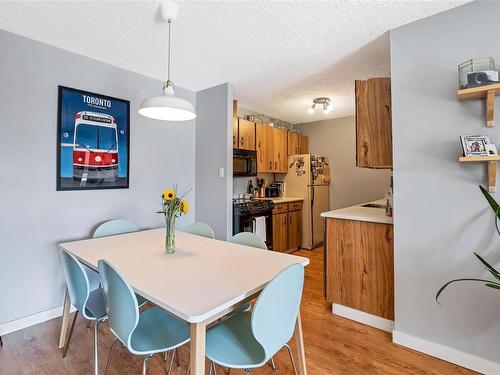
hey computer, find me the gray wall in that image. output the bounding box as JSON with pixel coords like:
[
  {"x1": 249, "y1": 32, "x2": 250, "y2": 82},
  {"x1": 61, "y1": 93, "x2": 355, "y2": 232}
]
[
  {"x1": 300, "y1": 116, "x2": 391, "y2": 209},
  {"x1": 0, "y1": 30, "x2": 196, "y2": 326},
  {"x1": 195, "y1": 83, "x2": 233, "y2": 239},
  {"x1": 391, "y1": 1, "x2": 500, "y2": 369}
]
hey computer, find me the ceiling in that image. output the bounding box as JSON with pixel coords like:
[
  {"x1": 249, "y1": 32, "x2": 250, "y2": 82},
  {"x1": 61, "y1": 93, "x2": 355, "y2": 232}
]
[{"x1": 0, "y1": 0, "x2": 470, "y2": 124}]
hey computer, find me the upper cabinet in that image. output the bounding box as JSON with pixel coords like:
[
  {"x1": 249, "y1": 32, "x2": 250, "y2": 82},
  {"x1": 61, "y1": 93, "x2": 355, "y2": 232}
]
[
  {"x1": 287, "y1": 132, "x2": 308, "y2": 156},
  {"x1": 355, "y1": 78, "x2": 392, "y2": 168},
  {"x1": 233, "y1": 118, "x2": 256, "y2": 151},
  {"x1": 256, "y1": 124, "x2": 287, "y2": 173}
]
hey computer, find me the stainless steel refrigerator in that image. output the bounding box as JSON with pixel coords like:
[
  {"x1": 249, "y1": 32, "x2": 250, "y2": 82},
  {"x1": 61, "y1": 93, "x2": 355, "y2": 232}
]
[{"x1": 284, "y1": 154, "x2": 330, "y2": 249}]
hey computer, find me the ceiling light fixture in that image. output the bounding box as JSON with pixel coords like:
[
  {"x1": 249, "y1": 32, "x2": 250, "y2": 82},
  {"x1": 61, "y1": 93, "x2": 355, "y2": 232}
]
[
  {"x1": 138, "y1": 1, "x2": 196, "y2": 122},
  {"x1": 308, "y1": 97, "x2": 331, "y2": 115}
]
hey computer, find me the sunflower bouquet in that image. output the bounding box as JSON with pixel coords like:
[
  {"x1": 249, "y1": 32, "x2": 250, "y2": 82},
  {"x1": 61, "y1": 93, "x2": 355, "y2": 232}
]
[{"x1": 158, "y1": 185, "x2": 191, "y2": 253}]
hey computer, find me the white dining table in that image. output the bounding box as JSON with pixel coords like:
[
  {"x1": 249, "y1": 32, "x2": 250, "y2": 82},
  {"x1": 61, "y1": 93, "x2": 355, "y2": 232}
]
[{"x1": 58, "y1": 228, "x2": 310, "y2": 375}]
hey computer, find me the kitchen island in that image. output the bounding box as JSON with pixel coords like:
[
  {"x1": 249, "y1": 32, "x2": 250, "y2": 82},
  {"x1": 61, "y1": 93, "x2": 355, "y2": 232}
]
[{"x1": 321, "y1": 199, "x2": 394, "y2": 332}]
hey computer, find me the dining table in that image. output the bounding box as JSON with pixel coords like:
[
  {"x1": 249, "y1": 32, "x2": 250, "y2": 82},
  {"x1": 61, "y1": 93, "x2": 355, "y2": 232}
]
[{"x1": 58, "y1": 228, "x2": 310, "y2": 375}]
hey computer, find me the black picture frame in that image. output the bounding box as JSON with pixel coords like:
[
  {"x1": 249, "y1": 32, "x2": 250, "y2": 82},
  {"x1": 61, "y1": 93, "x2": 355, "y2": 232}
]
[{"x1": 56, "y1": 86, "x2": 130, "y2": 191}]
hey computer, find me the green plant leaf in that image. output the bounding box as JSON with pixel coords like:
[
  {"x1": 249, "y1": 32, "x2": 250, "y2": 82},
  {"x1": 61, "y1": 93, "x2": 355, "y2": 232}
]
[
  {"x1": 486, "y1": 283, "x2": 500, "y2": 290},
  {"x1": 474, "y1": 252, "x2": 500, "y2": 281},
  {"x1": 436, "y1": 278, "x2": 500, "y2": 303},
  {"x1": 480, "y1": 185, "x2": 500, "y2": 218}
]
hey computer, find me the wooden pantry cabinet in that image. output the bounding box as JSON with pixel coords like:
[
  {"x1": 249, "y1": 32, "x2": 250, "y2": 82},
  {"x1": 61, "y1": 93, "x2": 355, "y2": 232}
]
[
  {"x1": 256, "y1": 124, "x2": 287, "y2": 173},
  {"x1": 355, "y1": 78, "x2": 392, "y2": 168},
  {"x1": 272, "y1": 202, "x2": 302, "y2": 252},
  {"x1": 233, "y1": 118, "x2": 256, "y2": 151},
  {"x1": 287, "y1": 132, "x2": 308, "y2": 156}
]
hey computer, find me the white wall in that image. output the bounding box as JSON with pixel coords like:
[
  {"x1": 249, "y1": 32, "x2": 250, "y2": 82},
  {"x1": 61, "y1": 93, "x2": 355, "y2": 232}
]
[
  {"x1": 391, "y1": 1, "x2": 500, "y2": 372},
  {"x1": 0, "y1": 30, "x2": 196, "y2": 327},
  {"x1": 195, "y1": 83, "x2": 233, "y2": 240},
  {"x1": 300, "y1": 116, "x2": 391, "y2": 209}
]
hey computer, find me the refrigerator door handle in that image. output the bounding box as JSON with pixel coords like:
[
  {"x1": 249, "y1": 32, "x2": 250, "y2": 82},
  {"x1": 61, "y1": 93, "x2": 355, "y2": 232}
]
[{"x1": 311, "y1": 186, "x2": 315, "y2": 203}]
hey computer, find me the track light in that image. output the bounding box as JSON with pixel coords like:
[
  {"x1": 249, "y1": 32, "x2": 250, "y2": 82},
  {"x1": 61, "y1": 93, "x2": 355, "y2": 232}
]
[{"x1": 307, "y1": 97, "x2": 331, "y2": 115}]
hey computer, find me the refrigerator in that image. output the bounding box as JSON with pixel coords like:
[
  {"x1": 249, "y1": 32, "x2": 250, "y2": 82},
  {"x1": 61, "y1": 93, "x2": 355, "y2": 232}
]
[{"x1": 284, "y1": 154, "x2": 330, "y2": 249}]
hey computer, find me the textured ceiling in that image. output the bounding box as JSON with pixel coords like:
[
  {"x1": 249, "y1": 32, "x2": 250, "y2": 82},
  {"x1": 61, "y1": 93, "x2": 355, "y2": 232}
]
[{"x1": 0, "y1": 0, "x2": 469, "y2": 123}]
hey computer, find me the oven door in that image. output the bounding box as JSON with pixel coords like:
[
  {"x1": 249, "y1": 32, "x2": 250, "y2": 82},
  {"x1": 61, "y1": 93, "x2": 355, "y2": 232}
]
[{"x1": 236, "y1": 212, "x2": 273, "y2": 250}]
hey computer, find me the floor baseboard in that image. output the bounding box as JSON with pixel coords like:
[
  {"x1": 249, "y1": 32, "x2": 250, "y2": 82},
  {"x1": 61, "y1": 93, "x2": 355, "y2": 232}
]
[
  {"x1": 0, "y1": 305, "x2": 75, "y2": 336},
  {"x1": 332, "y1": 303, "x2": 394, "y2": 332},
  {"x1": 393, "y1": 330, "x2": 500, "y2": 374}
]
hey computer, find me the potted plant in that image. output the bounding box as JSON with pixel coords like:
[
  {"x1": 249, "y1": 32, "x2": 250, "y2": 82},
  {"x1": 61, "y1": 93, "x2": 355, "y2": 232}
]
[{"x1": 158, "y1": 185, "x2": 191, "y2": 254}]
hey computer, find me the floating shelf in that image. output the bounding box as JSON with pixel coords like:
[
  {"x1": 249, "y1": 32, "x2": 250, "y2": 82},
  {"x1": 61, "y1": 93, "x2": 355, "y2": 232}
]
[
  {"x1": 458, "y1": 83, "x2": 500, "y2": 127},
  {"x1": 458, "y1": 155, "x2": 500, "y2": 192}
]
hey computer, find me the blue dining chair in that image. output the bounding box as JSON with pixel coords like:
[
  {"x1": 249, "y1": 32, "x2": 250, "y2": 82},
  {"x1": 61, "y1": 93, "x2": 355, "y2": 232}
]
[
  {"x1": 92, "y1": 219, "x2": 147, "y2": 308},
  {"x1": 205, "y1": 263, "x2": 305, "y2": 375},
  {"x1": 60, "y1": 250, "x2": 107, "y2": 375},
  {"x1": 98, "y1": 259, "x2": 190, "y2": 375},
  {"x1": 183, "y1": 222, "x2": 215, "y2": 239},
  {"x1": 229, "y1": 232, "x2": 267, "y2": 250}
]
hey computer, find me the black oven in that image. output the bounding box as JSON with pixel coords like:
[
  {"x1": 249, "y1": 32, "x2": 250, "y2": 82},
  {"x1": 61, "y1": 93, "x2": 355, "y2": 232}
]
[
  {"x1": 233, "y1": 149, "x2": 257, "y2": 176},
  {"x1": 233, "y1": 199, "x2": 274, "y2": 250}
]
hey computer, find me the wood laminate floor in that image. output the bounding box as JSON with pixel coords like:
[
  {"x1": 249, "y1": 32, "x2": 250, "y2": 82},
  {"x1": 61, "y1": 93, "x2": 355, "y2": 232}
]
[{"x1": 0, "y1": 248, "x2": 477, "y2": 374}]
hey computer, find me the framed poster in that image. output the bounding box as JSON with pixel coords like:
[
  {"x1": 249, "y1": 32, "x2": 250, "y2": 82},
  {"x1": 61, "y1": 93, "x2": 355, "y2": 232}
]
[{"x1": 57, "y1": 86, "x2": 130, "y2": 191}]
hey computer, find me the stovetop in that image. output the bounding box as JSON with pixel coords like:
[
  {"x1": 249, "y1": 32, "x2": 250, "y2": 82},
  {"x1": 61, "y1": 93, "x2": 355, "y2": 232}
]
[{"x1": 233, "y1": 197, "x2": 274, "y2": 214}]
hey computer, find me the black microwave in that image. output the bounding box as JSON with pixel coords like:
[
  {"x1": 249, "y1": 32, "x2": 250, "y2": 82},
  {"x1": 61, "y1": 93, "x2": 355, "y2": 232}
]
[{"x1": 233, "y1": 149, "x2": 257, "y2": 176}]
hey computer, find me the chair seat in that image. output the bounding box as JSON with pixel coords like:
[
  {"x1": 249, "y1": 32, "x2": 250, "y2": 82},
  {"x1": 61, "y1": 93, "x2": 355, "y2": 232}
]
[
  {"x1": 84, "y1": 265, "x2": 101, "y2": 292},
  {"x1": 130, "y1": 307, "x2": 190, "y2": 355},
  {"x1": 84, "y1": 288, "x2": 107, "y2": 321},
  {"x1": 206, "y1": 311, "x2": 266, "y2": 368}
]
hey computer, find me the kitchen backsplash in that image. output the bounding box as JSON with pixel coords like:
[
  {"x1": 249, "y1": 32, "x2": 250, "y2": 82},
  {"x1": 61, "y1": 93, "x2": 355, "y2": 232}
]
[{"x1": 233, "y1": 173, "x2": 275, "y2": 197}]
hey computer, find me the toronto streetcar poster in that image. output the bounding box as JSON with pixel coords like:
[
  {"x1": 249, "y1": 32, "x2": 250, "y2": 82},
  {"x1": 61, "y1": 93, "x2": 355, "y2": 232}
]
[{"x1": 57, "y1": 86, "x2": 130, "y2": 191}]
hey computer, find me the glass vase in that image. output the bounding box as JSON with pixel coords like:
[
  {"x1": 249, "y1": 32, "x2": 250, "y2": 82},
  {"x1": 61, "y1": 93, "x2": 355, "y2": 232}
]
[{"x1": 164, "y1": 214, "x2": 176, "y2": 254}]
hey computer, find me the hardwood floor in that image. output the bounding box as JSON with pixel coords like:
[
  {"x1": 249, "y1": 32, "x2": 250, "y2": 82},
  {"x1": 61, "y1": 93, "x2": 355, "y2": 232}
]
[{"x1": 0, "y1": 248, "x2": 477, "y2": 374}]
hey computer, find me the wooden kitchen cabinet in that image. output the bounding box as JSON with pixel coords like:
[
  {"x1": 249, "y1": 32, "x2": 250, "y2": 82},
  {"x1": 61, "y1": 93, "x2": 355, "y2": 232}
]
[
  {"x1": 325, "y1": 218, "x2": 394, "y2": 320},
  {"x1": 299, "y1": 134, "x2": 308, "y2": 154},
  {"x1": 272, "y1": 127, "x2": 287, "y2": 173},
  {"x1": 237, "y1": 118, "x2": 256, "y2": 151},
  {"x1": 256, "y1": 124, "x2": 287, "y2": 173},
  {"x1": 272, "y1": 202, "x2": 302, "y2": 252},
  {"x1": 272, "y1": 212, "x2": 288, "y2": 252},
  {"x1": 355, "y1": 78, "x2": 392, "y2": 168},
  {"x1": 232, "y1": 117, "x2": 238, "y2": 148},
  {"x1": 287, "y1": 209, "x2": 302, "y2": 251},
  {"x1": 287, "y1": 132, "x2": 308, "y2": 155}
]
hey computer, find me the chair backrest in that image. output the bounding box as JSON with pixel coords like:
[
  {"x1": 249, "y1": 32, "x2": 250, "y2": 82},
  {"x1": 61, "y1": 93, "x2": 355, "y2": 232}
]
[
  {"x1": 93, "y1": 219, "x2": 139, "y2": 238},
  {"x1": 251, "y1": 263, "x2": 304, "y2": 360},
  {"x1": 184, "y1": 222, "x2": 215, "y2": 239},
  {"x1": 60, "y1": 250, "x2": 92, "y2": 319},
  {"x1": 229, "y1": 232, "x2": 268, "y2": 250},
  {"x1": 98, "y1": 259, "x2": 139, "y2": 349}
]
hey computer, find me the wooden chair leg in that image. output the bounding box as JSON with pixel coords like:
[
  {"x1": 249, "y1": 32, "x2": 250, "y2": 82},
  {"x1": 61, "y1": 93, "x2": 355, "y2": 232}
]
[{"x1": 62, "y1": 312, "x2": 78, "y2": 358}]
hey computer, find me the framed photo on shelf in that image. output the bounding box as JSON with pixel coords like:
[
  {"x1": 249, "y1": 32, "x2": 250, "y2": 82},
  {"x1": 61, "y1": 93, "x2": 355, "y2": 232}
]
[
  {"x1": 57, "y1": 86, "x2": 130, "y2": 191},
  {"x1": 460, "y1": 135, "x2": 491, "y2": 157}
]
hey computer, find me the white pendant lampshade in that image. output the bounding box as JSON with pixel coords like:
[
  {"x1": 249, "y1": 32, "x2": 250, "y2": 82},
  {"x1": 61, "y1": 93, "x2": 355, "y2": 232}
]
[{"x1": 138, "y1": 1, "x2": 196, "y2": 122}]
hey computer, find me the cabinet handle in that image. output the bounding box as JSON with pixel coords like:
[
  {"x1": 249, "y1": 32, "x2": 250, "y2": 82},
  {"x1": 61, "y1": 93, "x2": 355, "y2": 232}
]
[
  {"x1": 289, "y1": 214, "x2": 292, "y2": 224},
  {"x1": 269, "y1": 161, "x2": 272, "y2": 170},
  {"x1": 233, "y1": 135, "x2": 236, "y2": 145},
  {"x1": 284, "y1": 215, "x2": 287, "y2": 226},
  {"x1": 274, "y1": 161, "x2": 277, "y2": 170},
  {"x1": 240, "y1": 137, "x2": 244, "y2": 145}
]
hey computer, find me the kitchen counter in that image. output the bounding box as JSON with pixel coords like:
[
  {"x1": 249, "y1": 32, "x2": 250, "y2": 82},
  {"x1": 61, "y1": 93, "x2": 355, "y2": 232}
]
[
  {"x1": 255, "y1": 196, "x2": 304, "y2": 204},
  {"x1": 321, "y1": 199, "x2": 392, "y2": 225}
]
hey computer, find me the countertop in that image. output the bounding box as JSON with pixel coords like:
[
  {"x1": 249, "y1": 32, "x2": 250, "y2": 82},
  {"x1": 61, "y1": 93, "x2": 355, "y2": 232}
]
[
  {"x1": 255, "y1": 196, "x2": 304, "y2": 204},
  {"x1": 321, "y1": 199, "x2": 393, "y2": 224}
]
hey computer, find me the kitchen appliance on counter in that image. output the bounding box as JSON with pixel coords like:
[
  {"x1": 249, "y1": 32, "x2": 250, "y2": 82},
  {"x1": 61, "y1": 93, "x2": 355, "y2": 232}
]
[
  {"x1": 284, "y1": 154, "x2": 330, "y2": 249},
  {"x1": 265, "y1": 183, "x2": 281, "y2": 198},
  {"x1": 233, "y1": 198, "x2": 274, "y2": 250},
  {"x1": 233, "y1": 149, "x2": 257, "y2": 177}
]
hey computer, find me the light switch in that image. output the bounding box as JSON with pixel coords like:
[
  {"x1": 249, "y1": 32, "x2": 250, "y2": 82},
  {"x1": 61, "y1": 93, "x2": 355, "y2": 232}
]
[{"x1": 219, "y1": 167, "x2": 225, "y2": 178}]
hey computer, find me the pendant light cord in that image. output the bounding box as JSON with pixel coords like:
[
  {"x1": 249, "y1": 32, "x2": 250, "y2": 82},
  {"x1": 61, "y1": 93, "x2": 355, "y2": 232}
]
[{"x1": 167, "y1": 20, "x2": 172, "y2": 86}]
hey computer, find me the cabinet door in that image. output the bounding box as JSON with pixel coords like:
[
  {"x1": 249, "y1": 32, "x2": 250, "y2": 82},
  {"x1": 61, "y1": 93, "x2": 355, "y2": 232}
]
[
  {"x1": 299, "y1": 134, "x2": 308, "y2": 154},
  {"x1": 232, "y1": 118, "x2": 239, "y2": 148},
  {"x1": 355, "y1": 78, "x2": 392, "y2": 168},
  {"x1": 288, "y1": 132, "x2": 299, "y2": 155},
  {"x1": 272, "y1": 213, "x2": 288, "y2": 252},
  {"x1": 272, "y1": 128, "x2": 287, "y2": 173},
  {"x1": 287, "y1": 209, "x2": 302, "y2": 251},
  {"x1": 256, "y1": 123, "x2": 271, "y2": 172},
  {"x1": 238, "y1": 119, "x2": 256, "y2": 151}
]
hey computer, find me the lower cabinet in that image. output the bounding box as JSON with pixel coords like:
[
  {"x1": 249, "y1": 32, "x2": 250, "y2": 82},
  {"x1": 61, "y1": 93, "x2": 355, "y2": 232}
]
[{"x1": 272, "y1": 202, "x2": 302, "y2": 252}]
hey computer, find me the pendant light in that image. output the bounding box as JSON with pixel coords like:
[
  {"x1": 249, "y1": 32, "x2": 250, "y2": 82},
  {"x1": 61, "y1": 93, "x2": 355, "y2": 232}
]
[{"x1": 138, "y1": 1, "x2": 196, "y2": 122}]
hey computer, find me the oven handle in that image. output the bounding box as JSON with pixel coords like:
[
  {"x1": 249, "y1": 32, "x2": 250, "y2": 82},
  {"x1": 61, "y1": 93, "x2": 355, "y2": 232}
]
[{"x1": 251, "y1": 217, "x2": 256, "y2": 233}]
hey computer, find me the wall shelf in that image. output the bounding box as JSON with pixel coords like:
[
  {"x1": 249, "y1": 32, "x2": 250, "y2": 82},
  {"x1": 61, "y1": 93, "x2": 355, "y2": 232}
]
[
  {"x1": 457, "y1": 83, "x2": 500, "y2": 127},
  {"x1": 458, "y1": 155, "x2": 500, "y2": 192}
]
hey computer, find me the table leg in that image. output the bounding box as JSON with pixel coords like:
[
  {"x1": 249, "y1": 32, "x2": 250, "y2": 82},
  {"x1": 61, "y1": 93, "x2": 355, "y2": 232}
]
[
  {"x1": 294, "y1": 311, "x2": 307, "y2": 375},
  {"x1": 58, "y1": 287, "x2": 71, "y2": 349},
  {"x1": 190, "y1": 322, "x2": 207, "y2": 375}
]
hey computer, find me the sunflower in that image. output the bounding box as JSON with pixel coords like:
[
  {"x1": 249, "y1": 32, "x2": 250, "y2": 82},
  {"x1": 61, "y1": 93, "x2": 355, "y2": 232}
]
[
  {"x1": 181, "y1": 199, "x2": 189, "y2": 213},
  {"x1": 163, "y1": 189, "x2": 176, "y2": 201}
]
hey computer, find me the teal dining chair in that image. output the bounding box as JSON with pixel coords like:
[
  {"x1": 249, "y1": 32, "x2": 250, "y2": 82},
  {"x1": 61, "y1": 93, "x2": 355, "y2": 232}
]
[
  {"x1": 205, "y1": 263, "x2": 305, "y2": 375},
  {"x1": 183, "y1": 222, "x2": 215, "y2": 239},
  {"x1": 60, "y1": 250, "x2": 107, "y2": 375},
  {"x1": 229, "y1": 232, "x2": 267, "y2": 250},
  {"x1": 98, "y1": 259, "x2": 190, "y2": 375}
]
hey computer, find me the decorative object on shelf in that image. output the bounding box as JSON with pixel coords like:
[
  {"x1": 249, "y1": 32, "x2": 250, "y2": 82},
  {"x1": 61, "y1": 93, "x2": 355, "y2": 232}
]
[
  {"x1": 458, "y1": 57, "x2": 496, "y2": 89},
  {"x1": 57, "y1": 86, "x2": 130, "y2": 191},
  {"x1": 158, "y1": 185, "x2": 191, "y2": 254},
  {"x1": 138, "y1": 1, "x2": 196, "y2": 122},
  {"x1": 460, "y1": 135, "x2": 491, "y2": 157},
  {"x1": 436, "y1": 185, "x2": 500, "y2": 303},
  {"x1": 307, "y1": 97, "x2": 331, "y2": 115}
]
